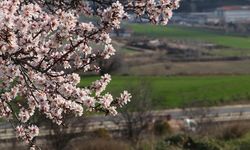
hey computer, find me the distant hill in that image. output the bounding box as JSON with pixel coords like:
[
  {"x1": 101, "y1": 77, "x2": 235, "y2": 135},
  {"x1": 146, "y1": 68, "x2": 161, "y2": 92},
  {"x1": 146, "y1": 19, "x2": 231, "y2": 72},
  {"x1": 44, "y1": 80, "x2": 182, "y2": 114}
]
[{"x1": 177, "y1": 0, "x2": 250, "y2": 12}]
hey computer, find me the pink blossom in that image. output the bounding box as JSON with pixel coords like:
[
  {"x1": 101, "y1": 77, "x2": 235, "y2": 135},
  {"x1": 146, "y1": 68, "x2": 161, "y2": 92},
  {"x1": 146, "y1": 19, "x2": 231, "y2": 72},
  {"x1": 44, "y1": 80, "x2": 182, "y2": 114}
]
[
  {"x1": 100, "y1": 93, "x2": 113, "y2": 108},
  {"x1": 16, "y1": 125, "x2": 39, "y2": 142},
  {"x1": 117, "y1": 91, "x2": 132, "y2": 107},
  {"x1": 0, "y1": 0, "x2": 179, "y2": 147},
  {"x1": 19, "y1": 109, "x2": 31, "y2": 123}
]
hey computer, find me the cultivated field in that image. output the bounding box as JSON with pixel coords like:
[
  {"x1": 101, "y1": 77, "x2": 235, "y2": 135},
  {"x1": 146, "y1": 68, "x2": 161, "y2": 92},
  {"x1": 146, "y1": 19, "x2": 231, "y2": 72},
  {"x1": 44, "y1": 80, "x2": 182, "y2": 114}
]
[
  {"x1": 129, "y1": 60, "x2": 250, "y2": 75},
  {"x1": 95, "y1": 24, "x2": 250, "y2": 109},
  {"x1": 80, "y1": 75, "x2": 250, "y2": 108},
  {"x1": 128, "y1": 24, "x2": 250, "y2": 50}
]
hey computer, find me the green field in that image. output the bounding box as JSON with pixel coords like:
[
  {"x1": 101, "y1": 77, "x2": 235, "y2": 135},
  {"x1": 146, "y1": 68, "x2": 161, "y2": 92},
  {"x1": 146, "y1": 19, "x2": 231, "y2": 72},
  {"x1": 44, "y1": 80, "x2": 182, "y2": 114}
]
[
  {"x1": 128, "y1": 24, "x2": 250, "y2": 50},
  {"x1": 80, "y1": 75, "x2": 250, "y2": 108}
]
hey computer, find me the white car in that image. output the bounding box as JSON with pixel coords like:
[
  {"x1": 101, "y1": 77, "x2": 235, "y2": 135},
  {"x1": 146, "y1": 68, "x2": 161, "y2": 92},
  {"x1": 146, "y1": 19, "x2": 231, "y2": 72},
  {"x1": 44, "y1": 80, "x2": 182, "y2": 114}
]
[{"x1": 184, "y1": 118, "x2": 197, "y2": 131}]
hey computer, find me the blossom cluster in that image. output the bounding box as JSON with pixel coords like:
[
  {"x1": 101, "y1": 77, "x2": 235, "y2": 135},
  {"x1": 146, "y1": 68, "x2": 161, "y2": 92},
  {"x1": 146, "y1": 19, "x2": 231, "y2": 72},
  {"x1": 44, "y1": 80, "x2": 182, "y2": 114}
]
[
  {"x1": 16, "y1": 125, "x2": 39, "y2": 143},
  {"x1": 128, "y1": 0, "x2": 181, "y2": 24},
  {"x1": 0, "y1": 0, "x2": 179, "y2": 148}
]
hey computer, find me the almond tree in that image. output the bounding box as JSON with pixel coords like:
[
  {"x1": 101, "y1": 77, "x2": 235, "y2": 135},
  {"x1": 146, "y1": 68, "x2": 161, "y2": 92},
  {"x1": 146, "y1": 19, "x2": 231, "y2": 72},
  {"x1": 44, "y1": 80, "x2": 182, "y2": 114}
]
[{"x1": 0, "y1": 0, "x2": 180, "y2": 149}]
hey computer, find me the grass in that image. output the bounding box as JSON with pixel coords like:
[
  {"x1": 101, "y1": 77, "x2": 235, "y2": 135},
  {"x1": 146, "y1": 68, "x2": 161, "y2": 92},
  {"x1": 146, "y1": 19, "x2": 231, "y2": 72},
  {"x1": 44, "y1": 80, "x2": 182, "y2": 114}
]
[
  {"x1": 227, "y1": 132, "x2": 250, "y2": 150},
  {"x1": 211, "y1": 49, "x2": 250, "y2": 57},
  {"x1": 128, "y1": 24, "x2": 250, "y2": 50},
  {"x1": 80, "y1": 75, "x2": 250, "y2": 109}
]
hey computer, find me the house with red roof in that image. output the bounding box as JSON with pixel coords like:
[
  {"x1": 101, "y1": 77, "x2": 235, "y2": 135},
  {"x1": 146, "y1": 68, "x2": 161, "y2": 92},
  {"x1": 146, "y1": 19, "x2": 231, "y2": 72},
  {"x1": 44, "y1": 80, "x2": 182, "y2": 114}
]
[{"x1": 215, "y1": 6, "x2": 250, "y2": 23}]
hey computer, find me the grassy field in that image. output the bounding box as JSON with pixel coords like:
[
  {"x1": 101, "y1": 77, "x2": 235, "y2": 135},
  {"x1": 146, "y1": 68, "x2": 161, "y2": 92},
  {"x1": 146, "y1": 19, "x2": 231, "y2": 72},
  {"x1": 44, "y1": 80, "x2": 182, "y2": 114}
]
[
  {"x1": 128, "y1": 24, "x2": 250, "y2": 50},
  {"x1": 80, "y1": 75, "x2": 250, "y2": 109}
]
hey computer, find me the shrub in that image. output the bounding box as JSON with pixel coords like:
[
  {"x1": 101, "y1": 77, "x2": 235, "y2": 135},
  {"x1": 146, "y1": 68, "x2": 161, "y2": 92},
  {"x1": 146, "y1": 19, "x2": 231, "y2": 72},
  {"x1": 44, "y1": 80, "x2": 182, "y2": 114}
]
[
  {"x1": 165, "y1": 134, "x2": 189, "y2": 147},
  {"x1": 158, "y1": 134, "x2": 224, "y2": 150},
  {"x1": 93, "y1": 128, "x2": 111, "y2": 139},
  {"x1": 154, "y1": 120, "x2": 172, "y2": 136},
  {"x1": 215, "y1": 123, "x2": 249, "y2": 141},
  {"x1": 65, "y1": 138, "x2": 131, "y2": 150},
  {"x1": 189, "y1": 139, "x2": 224, "y2": 150},
  {"x1": 155, "y1": 140, "x2": 182, "y2": 150}
]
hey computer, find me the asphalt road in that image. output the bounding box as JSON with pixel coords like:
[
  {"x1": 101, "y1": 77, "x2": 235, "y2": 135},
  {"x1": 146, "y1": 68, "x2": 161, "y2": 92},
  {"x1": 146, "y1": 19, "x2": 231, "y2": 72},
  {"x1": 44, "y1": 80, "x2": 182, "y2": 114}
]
[
  {"x1": 1, "y1": 104, "x2": 250, "y2": 140},
  {"x1": 86, "y1": 104, "x2": 250, "y2": 123}
]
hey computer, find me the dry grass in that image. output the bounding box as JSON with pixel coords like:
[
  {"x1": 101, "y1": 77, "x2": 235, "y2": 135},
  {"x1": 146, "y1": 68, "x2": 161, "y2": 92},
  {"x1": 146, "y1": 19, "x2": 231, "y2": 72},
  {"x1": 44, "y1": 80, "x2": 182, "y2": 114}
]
[
  {"x1": 64, "y1": 138, "x2": 131, "y2": 150},
  {"x1": 199, "y1": 121, "x2": 250, "y2": 141},
  {"x1": 129, "y1": 60, "x2": 250, "y2": 76}
]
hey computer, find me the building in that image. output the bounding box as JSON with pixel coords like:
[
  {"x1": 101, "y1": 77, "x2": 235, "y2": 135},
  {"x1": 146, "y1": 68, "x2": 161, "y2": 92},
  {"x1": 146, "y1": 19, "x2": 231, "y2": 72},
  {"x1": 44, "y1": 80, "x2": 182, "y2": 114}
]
[{"x1": 215, "y1": 6, "x2": 250, "y2": 23}]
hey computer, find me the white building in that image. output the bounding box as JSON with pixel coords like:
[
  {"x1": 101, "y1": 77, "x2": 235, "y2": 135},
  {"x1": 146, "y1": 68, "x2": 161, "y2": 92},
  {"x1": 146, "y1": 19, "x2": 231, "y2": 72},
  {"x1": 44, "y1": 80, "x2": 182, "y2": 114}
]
[{"x1": 215, "y1": 6, "x2": 250, "y2": 23}]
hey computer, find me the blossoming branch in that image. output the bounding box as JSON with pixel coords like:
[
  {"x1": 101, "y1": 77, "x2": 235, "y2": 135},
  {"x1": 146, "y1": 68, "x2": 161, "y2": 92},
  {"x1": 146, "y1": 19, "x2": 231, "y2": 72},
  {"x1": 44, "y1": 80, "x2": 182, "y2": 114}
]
[{"x1": 0, "y1": 0, "x2": 180, "y2": 148}]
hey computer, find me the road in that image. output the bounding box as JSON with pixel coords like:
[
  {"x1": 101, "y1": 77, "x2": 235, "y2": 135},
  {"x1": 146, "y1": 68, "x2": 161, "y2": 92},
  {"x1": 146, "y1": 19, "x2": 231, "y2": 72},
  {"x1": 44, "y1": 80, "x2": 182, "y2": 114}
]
[
  {"x1": 153, "y1": 104, "x2": 250, "y2": 119},
  {"x1": 87, "y1": 104, "x2": 250, "y2": 122},
  {"x1": 1, "y1": 104, "x2": 250, "y2": 140}
]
